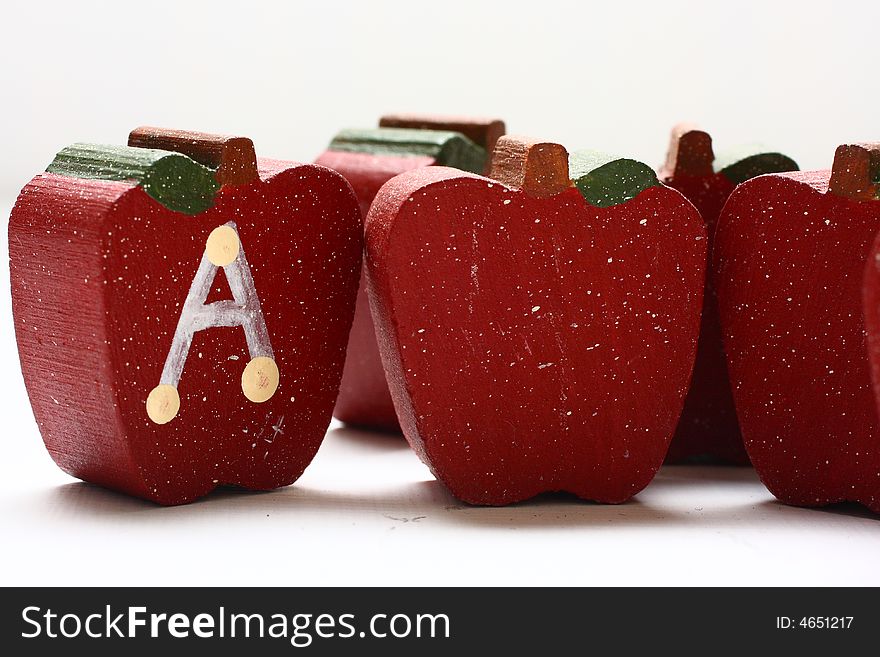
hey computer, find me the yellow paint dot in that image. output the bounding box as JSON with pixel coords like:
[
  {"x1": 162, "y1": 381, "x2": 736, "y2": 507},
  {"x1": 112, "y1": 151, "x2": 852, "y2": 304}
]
[
  {"x1": 205, "y1": 225, "x2": 240, "y2": 266},
  {"x1": 146, "y1": 384, "x2": 180, "y2": 424},
  {"x1": 241, "y1": 356, "x2": 279, "y2": 403}
]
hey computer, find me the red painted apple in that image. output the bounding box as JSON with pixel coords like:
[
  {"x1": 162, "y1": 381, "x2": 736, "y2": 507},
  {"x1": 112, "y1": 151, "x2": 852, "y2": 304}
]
[
  {"x1": 716, "y1": 142, "x2": 880, "y2": 513},
  {"x1": 365, "y1": 136, "x2": 707, "y2": 505},
  {"x1": 9, "y1": 127, "x2": 362, "y2": 505},
  {"x1": 658, "y1": 124, "x2": 798, "y2": 464},
  {"x1": 316, "y1": 114, "x2": 504, "y2": 431}
]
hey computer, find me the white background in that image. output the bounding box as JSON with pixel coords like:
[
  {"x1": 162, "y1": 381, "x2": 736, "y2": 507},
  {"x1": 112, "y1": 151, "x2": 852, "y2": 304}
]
[{"x1": 1, "y1": 0, "x2": 879, "y2": 586}]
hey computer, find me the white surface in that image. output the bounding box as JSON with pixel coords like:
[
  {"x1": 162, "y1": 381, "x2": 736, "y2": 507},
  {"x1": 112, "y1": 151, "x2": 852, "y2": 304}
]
[
  {"x1": 3, "y1": 1, "x2": 880, "y2": 587},
  {"x1": 2, "y1": 0, "x2": 880, "y2": 199},
  {"x1": 2, "y1": 205, "x2": 880, "y2": 587},
  {"x1": 4, "y1": 421, "x2": 880, "y2": 587}
]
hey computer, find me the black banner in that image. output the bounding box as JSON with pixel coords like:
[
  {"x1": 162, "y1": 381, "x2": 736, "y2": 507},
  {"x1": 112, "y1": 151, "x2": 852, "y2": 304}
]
[{"x1": 0, "y1": 587, "x2": 875, "y2": 654}]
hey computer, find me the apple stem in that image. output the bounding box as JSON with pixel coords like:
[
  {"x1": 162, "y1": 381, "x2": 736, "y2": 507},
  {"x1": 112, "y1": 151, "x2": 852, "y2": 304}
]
[
  {"x1": 661, "y1": 123, "x2": 798, "y2": 185},
  {"x1": 379, "y1": 114, "x2": 506, "y2": 155},
  {"x1": 659, "y1": 123, "x2": 715, "y2": 180},
  {"x1": 488, "y1": 136, "x2": 572, "y2": 198},
  {"x1": 128, "y1": 127, "x2": 259, "y2": 187},
  {"x1": 829, "y1": 143, "x2": 880, "y2": 201}
]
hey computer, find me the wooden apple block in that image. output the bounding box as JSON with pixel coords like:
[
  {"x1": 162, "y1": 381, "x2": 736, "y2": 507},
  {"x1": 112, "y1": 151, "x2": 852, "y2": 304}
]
[
  {"x1": 9, "y1": 127, "x2": 363, "y2": 505},
  {"x1": 316, "y1": 114, "x2": 505, "y2": 431},
  {"x1": 365, "y1": 136, "x2": 707, "y2": 505},
  {"x1": 864, "y1": 171, "x2": 880, "y2": 444},
  {"x1": 716, "y1": 142, "x2": 880, "y2": 513},
  {"x1": 659, "y1": 125, "x2": 798, "y2": 464}
]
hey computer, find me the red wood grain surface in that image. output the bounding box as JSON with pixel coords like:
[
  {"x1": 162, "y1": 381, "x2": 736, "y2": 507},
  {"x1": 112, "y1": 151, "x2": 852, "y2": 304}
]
[
  {"x1": 315, "y1": 151, "x2": 437, "y2": 432},
  {"x1": 10, "y1": 150, "x2": 362, "y2": 505},
  {"x1": 716, "y1": 155, "x2": 880, "y2": 513},
  {"x1": 365, "y1": 147, "x2": 707, "y2": 505},
  {"x1": 317, "y1": 116, "x2": 504, "y2": 432},
  {"x1": 660, "y1": 126, "x2": 798, "y2": 465},
  {"x1": 659, "y1": 127, "x2": 745, "y2": 464}
]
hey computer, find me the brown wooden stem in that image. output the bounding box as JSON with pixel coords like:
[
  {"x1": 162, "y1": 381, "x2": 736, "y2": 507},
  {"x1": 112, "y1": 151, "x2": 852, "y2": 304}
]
[
  {"x1": 660, "y1": 123, "x2": 715, "y2": 179},
  {"x1": 379, "y1": 114, "x2": 505, "y2": 155},
  {"x1": 128, "y1": 126, "x2": 259, "y2": 187},
  {"x1": 828, "y1": 143, "x2": 880, "y2": 200},
  {"x1": 488, "y1": 136, "x2": 571, "y2": 198}
]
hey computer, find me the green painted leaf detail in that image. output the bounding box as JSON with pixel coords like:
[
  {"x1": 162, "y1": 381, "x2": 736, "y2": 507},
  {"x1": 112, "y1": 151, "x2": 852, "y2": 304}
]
[
  {"x1": 328, "y1": 128, "x2": 487, "y2": 174},
  {"x1": 46, "y1": 143, "x2": 220, "y2": 215},
  {"x1": 715, "y1": 146, "x2": 799, "y2": 185},
  {"x1": 569, "y1": 150, "x2": 660, "y2": 208}
]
